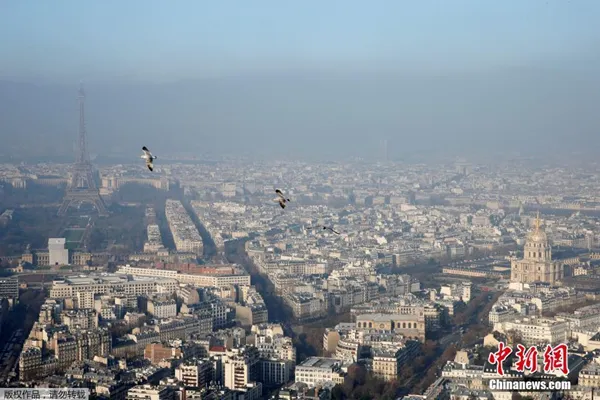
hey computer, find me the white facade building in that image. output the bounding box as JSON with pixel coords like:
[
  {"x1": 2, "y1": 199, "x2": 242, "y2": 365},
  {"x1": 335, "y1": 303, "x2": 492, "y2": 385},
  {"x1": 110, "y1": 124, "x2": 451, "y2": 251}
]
[
  {"x1": 493, "y1": 317, "x2": 569, "y2": 346},
  {"x1": 295, "y1": 357, "x2": 345, "y2": 388},
  {"x1": 48, "y1": 238, "x2": 69, "y2": 266}
]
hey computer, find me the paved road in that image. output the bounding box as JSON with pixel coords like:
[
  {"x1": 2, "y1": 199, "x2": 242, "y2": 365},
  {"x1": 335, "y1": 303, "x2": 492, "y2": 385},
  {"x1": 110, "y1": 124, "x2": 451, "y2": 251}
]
[
  {"x1": 440, "y1": 330, "x2": 462, "y2": 347},
  {"x1": 0, "y1": 328, "x2": 23, "y2": 383},
  {"x1": 0, "y1": 291, "x2": 46, "y2": 384},
  {"x1": 17, "y1": 203, "x2": 61, "y2": 208}
]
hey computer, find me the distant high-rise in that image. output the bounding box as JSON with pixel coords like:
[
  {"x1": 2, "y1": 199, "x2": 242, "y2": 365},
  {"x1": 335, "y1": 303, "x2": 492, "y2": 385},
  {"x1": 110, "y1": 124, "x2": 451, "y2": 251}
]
[
  {"x1": 57, "y1": 82, "x2": 108, "y2": 217},
  {"x1": 0, "y1": 278, "x2": 18, "y2": 302},
  {"x1": 455, "y1": 161, "x2": 471, "y2": 176},
  {"x1": 380, "y1": 139, "x2": 389, "y2": 162}
]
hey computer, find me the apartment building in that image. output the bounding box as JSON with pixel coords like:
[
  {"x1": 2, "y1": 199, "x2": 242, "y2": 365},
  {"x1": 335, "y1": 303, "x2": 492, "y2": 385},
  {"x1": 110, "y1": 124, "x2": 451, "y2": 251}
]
[
  {"x1": 19, "y1": 347, "x2": 43, "y2": 381},
  {"x1": 493, "y1": 317, "x2": 569, "y2": 346},
  {"x1": 165, "y1": 199, "x2": 203, "y2": 255},
  {"x1": 175, "y1": 359, "x2": 213, "y2": 388},
  {"x1": 117, "y1": 265, "x2": 251, "y2": 288},
  {"x1": 295, "y1": 357, "x2": 345, "y2": 388},
  {"x1": 53, "y1": 329, "x2": 112, "y2": 370},
  {"x1": 61, "y1": 309, "x2": 99, "y2": 330},
  {"x1": 440, "y1": 282, "x2": 472, "y2": 302},
  {"x1": 259, "y1": 359, "x2": 293, "y2": 386},
  {"x1": 221, "y1": 346, "x2": 260, "y2": 391},
  {"x1": 284, "y1": 293, "x2": 326, "y2": 321},
  {"x1": 355, "y1": 313, "x2": 426, "y2": 341},
  {"x1": 371, "y1": 341, "x2": 420, "y2": 381},
  {"x1": 147, "y1": 299, "x2": 177, "y2": 319},
  {"x1": 255, "y1": 336, "x2": 296, "y2": 363},
  {"x1": 50, "y1": 274, "x2": 178, "y2": 300},
  {"x1": 0, "y1": 277, "x2": 19, "y2": 305},
  {"x1": 144, "y1": 224, "x2": 164, "y2": 253},
  {"x1": 126, "y1": 385, "x2": 174, "y2": 400},
  {"x1": 578, "y1": 364, "x2": 600, "y2": 388},
  {"x1": 144, "y1": 343, "x2": 182, "y2": 365},
  {"x1": 488, "y1": 305, "x2": 520, "y2": 324}
]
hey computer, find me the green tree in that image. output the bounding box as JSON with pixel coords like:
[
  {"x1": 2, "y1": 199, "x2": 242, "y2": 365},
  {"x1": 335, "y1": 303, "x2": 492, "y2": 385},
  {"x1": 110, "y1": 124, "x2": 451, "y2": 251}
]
[{"x1": 331, "y1": 385, "x2": 345, "y2": 400}]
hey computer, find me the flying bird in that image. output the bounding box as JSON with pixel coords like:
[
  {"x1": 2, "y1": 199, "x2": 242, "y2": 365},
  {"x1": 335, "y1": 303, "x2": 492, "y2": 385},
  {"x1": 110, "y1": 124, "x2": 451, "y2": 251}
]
[
  {"x1": 275, "y1": 189, "x2": 291, "y2": 209},
  {"x1": 307, "y1": 225, "x2": 340, "y2": 235},
  {"x1": 141, "y1": 146, "x2": 157, "y2": 171}
]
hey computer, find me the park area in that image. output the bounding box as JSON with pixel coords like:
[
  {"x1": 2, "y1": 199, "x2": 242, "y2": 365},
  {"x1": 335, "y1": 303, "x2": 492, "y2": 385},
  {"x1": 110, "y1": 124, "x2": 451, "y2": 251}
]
[
  {"x1": 61, "y1": 216, "x2": 91, "y2": 250},
  {"x1": 63, "y1": 228, "x2": 86, "y2": 249}
]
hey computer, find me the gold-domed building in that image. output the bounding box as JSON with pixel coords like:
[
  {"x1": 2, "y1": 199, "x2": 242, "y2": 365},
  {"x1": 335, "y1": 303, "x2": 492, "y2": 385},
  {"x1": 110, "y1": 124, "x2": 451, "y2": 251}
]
[{"x1": 510, "y1": 213, "x2": 564, "y2": 284}]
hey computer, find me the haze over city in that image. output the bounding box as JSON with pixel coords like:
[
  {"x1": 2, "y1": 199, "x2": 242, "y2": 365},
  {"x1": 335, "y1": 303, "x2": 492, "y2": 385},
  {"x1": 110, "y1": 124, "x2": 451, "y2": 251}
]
[
  {"x1": 1, "y1": 0, "x2": 600, "y2": 161},
  {"x1": 5, "y1": 2, "x2": 600, "y2": 399}
]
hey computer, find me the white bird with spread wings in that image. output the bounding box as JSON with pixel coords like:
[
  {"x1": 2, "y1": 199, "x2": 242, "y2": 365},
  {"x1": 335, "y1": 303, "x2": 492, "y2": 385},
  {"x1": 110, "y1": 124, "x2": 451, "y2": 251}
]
[
  {"x1": 306, "y1": 225, "x2": 340, "y2": 235},
  {"x1": 274, "y1": 189, "x2": 291, "y2": 209},
  {"x1": 141, "y1": 146, "x2": 157, "y2": 171}
]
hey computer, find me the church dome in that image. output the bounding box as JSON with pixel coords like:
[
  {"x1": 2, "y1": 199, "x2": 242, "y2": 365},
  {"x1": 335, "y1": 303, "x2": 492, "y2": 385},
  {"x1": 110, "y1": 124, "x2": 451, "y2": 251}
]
[
  {"x1": 527, "y1": 229, "x2": 548, "y2": 244},
  {"x1": 526, "y1": 213, "x2": 548, "y2": 245}
]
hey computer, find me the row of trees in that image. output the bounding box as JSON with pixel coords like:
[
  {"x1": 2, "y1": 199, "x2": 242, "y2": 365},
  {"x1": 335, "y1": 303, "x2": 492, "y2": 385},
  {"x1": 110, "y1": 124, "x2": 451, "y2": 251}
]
[
  {"x1": 109, "y1": 315, "x2": 147, "y2": 339},
  {"x1": 328, "y1": 341, "x2": 458, "y2": 399},
  {"x1": 402, "y1": 290, "x2": 503, "y2": 393},
  {"x1": 331, "y1": 364, "x2": 402, "y2": 400},
  {"x1": 110, "y1": 182, "x2": 183, "y2": 251},
  {"x1": 0, "y1": 182, "x2": 65, "y2": 208},
  {"x1": 0, "y1": 289, "x2": 46, "y2": 345},
  {"x1": 0, "y1": 182, "x2": 185, "y2": 258},
  {"x1": 0, "y1": 208, "x2": 64, "y2": 256},
  {"x1": 86, "y1": 203, "x2": 147, "y2": 253},
  {"x1": 542, "y1": 298, "x2": 598, "y2": 317},
  {"x1": 224, "y1": 239, "x2": 297, "y2": 325}
]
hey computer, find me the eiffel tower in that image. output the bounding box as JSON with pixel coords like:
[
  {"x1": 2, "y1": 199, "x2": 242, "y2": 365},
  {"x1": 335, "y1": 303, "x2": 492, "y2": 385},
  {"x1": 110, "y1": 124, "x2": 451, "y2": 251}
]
[{"x1": 57, "y1": 82, "x2": 109, "y2": 217}]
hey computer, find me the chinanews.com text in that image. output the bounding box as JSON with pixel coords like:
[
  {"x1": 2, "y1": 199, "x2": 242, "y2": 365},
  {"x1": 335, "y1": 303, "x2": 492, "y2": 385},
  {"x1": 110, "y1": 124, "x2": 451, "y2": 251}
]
[{"x1": 488, "y1": 379, "x2": 572, "y2": 392}]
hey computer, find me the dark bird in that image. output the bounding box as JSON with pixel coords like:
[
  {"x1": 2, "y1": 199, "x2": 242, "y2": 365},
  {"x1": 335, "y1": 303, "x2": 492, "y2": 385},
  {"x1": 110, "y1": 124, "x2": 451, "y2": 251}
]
[
  {"x1": 141, "y1": 146, "x2": 157, "y2": 171},
  {"x1": 307, "y1": 225, "x2": 340, "y2": 235},
  {"x1": 275, "y1": 189, "x2": 291, "y2": 209}
]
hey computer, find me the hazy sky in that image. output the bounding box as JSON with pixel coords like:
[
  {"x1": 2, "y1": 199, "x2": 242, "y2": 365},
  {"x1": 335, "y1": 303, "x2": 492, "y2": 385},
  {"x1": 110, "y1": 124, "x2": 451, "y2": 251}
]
[
  {"x1": 1, "y1": 1, "x2": 599, "y2": 161},
  {"x1": 1, "y1": 0, "x2": 599, "y2": 82}
]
